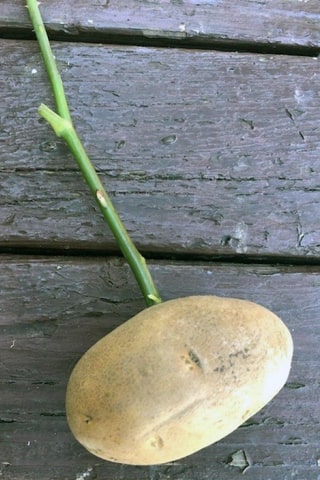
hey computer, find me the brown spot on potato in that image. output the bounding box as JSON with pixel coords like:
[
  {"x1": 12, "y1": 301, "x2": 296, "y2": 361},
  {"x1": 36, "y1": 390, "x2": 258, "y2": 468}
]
[
  {"x1": 180, "y1": 347, "x2": 203, "y2": 372},
  {"x1": 84, "y1": 414, "x2": 93, "y2": 424},
  {"x1": 150, "y1": 435, "x2": 164, "y2": 449},
  {"x1": 187, "y1": 348, "x2": 202, "y2": 369}
]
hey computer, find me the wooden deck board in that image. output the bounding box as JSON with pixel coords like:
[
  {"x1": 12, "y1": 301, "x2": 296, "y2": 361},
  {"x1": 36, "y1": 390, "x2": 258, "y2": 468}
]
[
  {"x1": 0, "y1": 1, "x2": 320, "y2": 51},
  {"x1": 1, "y1": 256, "x2": 319, "y2": 479},
  {"x1": 1, "y1": 40, "x2": 320, "y2": 258}
]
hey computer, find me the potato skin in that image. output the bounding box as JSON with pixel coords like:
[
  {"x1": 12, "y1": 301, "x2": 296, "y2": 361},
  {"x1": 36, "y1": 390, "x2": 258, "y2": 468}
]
[{"x1": 66, "y1": 295, "x2": 293, "y2": 465}]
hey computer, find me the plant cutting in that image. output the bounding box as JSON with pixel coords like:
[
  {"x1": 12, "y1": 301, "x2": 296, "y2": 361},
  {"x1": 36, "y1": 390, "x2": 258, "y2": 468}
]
[{"x1": 27, "y1": 0, "x2": 293, "y2": 466}]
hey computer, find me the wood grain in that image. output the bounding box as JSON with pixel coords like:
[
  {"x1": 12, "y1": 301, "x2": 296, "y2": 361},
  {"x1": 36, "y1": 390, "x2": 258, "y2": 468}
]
[
  {"x1": 1, "y1": 255, "x2": 319, "y2": 479},
  {"x1": 1, "y1": 40, "x2": 320, "y2": 258},
  {"x1": 0, "y1": 1, "x2": 320, "y2": 52},
  {"x1": 1, "y1": 2, "x2": 319, "y2": 479}
]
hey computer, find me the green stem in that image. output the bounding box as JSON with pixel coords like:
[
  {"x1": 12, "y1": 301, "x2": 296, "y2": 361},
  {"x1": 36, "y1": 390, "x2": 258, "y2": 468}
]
[
  {"x1": 26, "y1": 0, "x2": 71, "y2": 122},
  {"x1": 27, "y1": 0, "x2": 162, "y2": 307}
]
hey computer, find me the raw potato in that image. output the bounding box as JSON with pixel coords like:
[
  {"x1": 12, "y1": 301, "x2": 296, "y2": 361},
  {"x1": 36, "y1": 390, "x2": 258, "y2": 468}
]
[{"x1": 66, "y1": 295, "x2": 293, "y2": 465}]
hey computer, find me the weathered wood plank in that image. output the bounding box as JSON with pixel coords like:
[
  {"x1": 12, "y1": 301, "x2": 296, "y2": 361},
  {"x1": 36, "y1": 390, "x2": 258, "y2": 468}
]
[
  {"x1": 0, "y1": 1, "x2": 320, "y2": 51},
  {"x1": 0, "y1": 256, "x2": 319, "y2": 479},
  {"x1": 1, "y1": 40, "x2": 320, "y2": 258}
]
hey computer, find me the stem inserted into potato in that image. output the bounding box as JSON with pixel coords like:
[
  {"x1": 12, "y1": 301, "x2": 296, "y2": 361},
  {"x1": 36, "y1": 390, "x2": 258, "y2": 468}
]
[{"x1": 26, "y1": 0, "x2": 162, "y2": 307}]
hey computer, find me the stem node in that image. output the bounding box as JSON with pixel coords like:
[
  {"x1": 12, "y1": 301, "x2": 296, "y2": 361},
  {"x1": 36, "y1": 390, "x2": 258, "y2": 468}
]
[{"x1": 96, "y1": 190, "x2": 108, "y2": 209}]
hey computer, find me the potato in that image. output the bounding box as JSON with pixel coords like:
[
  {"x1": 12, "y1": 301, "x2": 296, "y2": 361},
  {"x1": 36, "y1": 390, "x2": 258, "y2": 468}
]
[{"x1": 65, "y1": 295, "x2": 293, "y2": 465}]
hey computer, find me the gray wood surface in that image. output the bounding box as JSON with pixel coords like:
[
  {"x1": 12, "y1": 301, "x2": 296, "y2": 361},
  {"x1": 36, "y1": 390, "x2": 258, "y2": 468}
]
[
  {"x1": 0, "y1": 1, "x2": 320, "y2": 51},
  {"x1": 1, "y1": 256, "x2": 319, "y2": 479},
  {"x1": 1, "y1": 2, "x2": 319, "y2": 479},
  {"x1": 1, "y1": 40, "x2": 320, "y2": 259}
]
